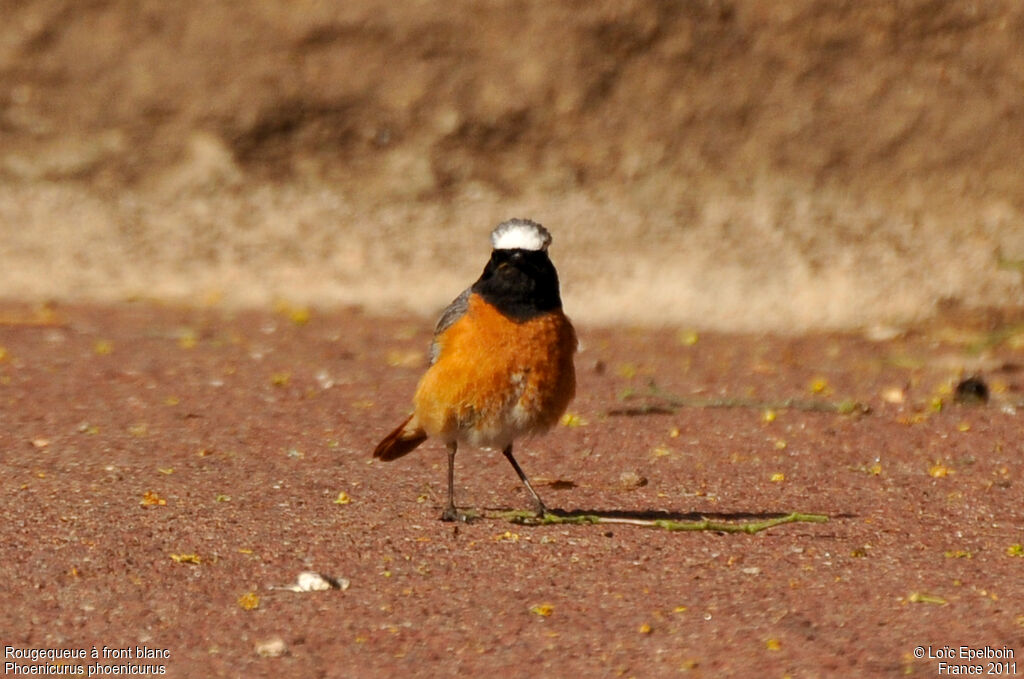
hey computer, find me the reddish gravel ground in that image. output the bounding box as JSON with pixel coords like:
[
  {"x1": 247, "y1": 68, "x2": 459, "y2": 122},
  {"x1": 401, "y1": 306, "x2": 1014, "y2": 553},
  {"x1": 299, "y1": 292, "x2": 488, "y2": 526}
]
[{"x1": 1, "y1": 303, "x2": 1023, "y2": 678}]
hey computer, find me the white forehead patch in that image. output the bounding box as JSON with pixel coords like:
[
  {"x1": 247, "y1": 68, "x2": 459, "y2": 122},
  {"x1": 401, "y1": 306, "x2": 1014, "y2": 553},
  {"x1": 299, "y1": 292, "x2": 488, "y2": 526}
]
[{"x1": 490, "y1": 219, "x2": 552, "y2": 251}]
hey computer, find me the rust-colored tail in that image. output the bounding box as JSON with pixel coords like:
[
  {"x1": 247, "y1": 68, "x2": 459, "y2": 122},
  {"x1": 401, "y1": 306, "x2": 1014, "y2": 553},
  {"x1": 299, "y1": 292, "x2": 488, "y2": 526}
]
[{"x1": 373, "y1": 414, "x2": 428, "y2": 461}]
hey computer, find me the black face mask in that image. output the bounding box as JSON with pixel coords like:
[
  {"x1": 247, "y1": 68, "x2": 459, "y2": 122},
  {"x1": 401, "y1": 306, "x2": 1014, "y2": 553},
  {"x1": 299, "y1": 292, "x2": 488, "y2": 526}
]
[{"x1": 471, "y1": 248, "x2": 563, "y2": 322}]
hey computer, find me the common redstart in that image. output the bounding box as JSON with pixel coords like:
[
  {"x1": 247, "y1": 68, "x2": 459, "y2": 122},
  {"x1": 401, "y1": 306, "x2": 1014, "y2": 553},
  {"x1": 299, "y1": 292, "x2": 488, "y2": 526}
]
[{"x1": 373, "y1": 219, "x2": 577, "y2": 521}]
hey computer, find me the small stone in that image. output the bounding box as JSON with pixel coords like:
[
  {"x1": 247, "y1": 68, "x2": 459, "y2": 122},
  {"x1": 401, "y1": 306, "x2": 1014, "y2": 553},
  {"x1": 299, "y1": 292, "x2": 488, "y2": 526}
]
[
  {"x1": 255, "y1": 637, "x2": 287, "y2": 658},
  {"x1": 278, "y1": 571, "x2": 350, "y2": 592},
  {"x1": 881, "y1": 387, "x2": 905, "y2": 404},
  {"x1": 619, "y1": 470, "x2": 648, "y2": 489},
  {"x1": 296, "y1": 572, "x2": 333, "y2": 591}
]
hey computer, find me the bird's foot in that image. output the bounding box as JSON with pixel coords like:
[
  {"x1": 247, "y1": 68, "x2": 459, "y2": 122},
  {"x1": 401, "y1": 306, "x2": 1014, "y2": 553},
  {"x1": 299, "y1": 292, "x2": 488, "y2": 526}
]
[{"x1": 440, "y1": 505, "x2": 468, "y2": 522}]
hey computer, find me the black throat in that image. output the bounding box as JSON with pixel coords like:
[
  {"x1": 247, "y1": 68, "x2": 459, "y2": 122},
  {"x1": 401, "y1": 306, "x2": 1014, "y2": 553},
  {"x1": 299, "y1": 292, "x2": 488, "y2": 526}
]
[{"x1": 471, "y1": 248, "x2": 562, "y2": 322}]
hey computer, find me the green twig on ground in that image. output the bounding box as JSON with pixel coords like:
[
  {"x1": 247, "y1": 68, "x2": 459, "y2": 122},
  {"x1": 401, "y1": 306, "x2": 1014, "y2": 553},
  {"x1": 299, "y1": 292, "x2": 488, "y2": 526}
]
[
  {"x1": 609, "y1": 381, "x2": 869, "y2": 416},
  {"x1": 488, "y1": 510, "x2": 829, "y2": 533}
]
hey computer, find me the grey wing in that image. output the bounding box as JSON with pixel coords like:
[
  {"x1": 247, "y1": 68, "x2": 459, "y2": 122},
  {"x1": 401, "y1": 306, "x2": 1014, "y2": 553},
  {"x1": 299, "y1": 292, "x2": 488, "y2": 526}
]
[{"x1": 429, "y1": 287, "x2": 471, "y2": 365}]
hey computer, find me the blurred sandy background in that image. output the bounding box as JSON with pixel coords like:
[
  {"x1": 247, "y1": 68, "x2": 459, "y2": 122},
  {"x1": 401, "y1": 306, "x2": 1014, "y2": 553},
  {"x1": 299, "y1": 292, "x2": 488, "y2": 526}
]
[{"x1": 1, "y1": 0, "x2": 1023, "y2": 330}]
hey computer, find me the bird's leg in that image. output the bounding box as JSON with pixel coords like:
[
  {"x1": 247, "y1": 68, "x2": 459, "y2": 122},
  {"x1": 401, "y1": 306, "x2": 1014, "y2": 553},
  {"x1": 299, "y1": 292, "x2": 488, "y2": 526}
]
[
  {"x1": 502, "y1": 443, "x2": 548, "y2": 517},
  {"x1": 440, "y1": 442, "x2": 462, "y2": 522}
]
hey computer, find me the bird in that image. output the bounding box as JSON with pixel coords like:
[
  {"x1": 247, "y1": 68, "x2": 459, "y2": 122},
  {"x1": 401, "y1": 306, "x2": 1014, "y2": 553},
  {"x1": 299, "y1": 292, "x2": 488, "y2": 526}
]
[{"x1": 373, "y1": 219, "x2": 577, "y2": 521}]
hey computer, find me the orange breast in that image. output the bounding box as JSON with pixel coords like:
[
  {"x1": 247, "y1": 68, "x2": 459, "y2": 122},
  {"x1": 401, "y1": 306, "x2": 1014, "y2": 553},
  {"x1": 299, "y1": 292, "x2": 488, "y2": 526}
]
[{"x1": 413, "y1": 294, "x2": 577, "y2": 449}]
